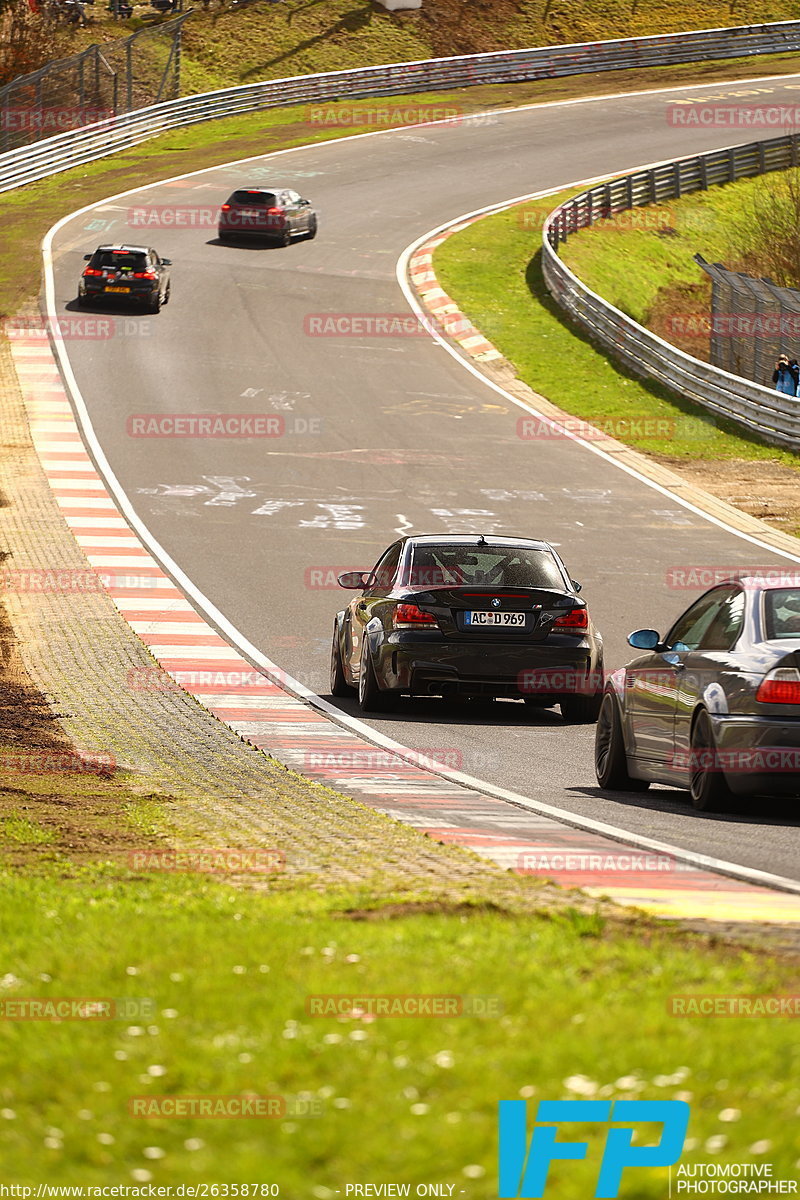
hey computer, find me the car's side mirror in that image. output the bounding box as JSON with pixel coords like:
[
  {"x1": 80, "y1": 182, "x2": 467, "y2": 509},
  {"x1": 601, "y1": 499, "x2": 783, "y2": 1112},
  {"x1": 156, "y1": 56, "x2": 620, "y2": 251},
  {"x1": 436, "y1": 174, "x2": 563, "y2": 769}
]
[
  {"x1": 628, "y1": 628, "x2": 661, "y2": 650},
  {"x1": 337, "y1": 571, "x2": 369, "y2": 589},
  {"x1": 571, "y1": 579, "x2": 582, "y2": 593},
  {"x1": 83, "y1": 254, "x2": 92, "y2": 260},
  {"x1": 161, "y1": 258, "x2": 173, "y2": 266}
]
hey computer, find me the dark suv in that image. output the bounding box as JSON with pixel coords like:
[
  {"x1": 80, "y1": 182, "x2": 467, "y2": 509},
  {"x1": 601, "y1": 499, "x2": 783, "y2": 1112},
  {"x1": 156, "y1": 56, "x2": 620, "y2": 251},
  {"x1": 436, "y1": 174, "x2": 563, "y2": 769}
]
[
  {"x1": 218, "y1": 187, "x2": 318, "y2": 244},
  {"x1": 78, "y1": 245, "x2": 172, "y2": 313}
]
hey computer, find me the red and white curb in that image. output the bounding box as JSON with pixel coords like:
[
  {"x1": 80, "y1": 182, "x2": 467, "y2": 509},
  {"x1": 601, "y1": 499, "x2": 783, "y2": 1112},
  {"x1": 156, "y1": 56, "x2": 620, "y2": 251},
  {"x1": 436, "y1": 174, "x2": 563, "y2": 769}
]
[
  {"x1": 9, "y1": 333, "x2": 800, "y2": 925},
  {"x1": 409, "y1": 224, "x2": 503, "y2": 362}
]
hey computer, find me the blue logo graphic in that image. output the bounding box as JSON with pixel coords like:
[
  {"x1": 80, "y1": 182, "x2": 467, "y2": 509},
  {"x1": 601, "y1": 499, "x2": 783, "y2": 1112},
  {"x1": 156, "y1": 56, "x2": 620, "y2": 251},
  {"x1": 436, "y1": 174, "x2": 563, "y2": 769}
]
[
  {"x1": 498, "y1": 1099, "x2": 690, "y2": 1198},
  {"x1": 492, "y1": 598, "x2": 501, "y2": 608}
]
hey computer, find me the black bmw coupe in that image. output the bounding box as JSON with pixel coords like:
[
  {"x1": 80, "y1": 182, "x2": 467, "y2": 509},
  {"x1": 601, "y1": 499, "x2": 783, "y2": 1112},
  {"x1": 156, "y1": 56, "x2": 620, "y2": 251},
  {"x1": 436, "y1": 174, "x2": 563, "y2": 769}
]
[{"x1": 330, "y1": 534, "x2": 604, "y2": 722}]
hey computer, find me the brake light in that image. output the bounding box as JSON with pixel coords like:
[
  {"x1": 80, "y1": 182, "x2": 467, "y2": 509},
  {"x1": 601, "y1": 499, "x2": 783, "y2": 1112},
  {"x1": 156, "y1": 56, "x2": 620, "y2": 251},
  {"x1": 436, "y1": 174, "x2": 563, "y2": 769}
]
[
  {"x1": 267, "y1": 206, "x2": 284, "y2": 216},
  {"x1": 220, "y1": 203, "x2": 231, "y2": 211},
  {"x1": 553, "y1": 608, "x2": 589, "y2": 631},
  {"x1": 132, "y1": 271, "x2": 157, "y2": 280},
  {"x1": 755, "y1": 667, "x2": 800, "y2": 704},
  {"x1": 393, "y1": 603, "x2": 437, "y2": 629},
  {"x1": 83, "y1": 267, "x2": 103, "y2": 277}
]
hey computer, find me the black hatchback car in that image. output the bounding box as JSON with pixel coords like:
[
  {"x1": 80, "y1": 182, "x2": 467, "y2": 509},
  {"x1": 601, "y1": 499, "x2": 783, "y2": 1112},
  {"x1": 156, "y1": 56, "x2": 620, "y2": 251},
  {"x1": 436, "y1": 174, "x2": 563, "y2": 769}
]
[
  {"x1": 218, "y1": 187, "x2": 318, "y2": 244},
  {"x1": 330, "y1": 534, "x2": 604, "y2": 722},
  {"x1": 78, "y1": 245, "x2": 171, "y2": 312},
  {"x1": 595, "y1": 575, "x2": 800, "y2": 811}
]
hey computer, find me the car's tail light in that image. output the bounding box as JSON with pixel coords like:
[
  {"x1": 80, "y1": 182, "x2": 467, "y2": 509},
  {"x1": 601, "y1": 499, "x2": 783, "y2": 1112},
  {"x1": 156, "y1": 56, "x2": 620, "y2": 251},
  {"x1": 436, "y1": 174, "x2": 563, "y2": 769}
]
[
  {"x1": 755, "y1": 667, "x2": 800, "y2": 704},
  {"x1": 220, "y1": 203, "x2": 231, "y2": 211},
  {"x1": 267, "y1": 206, "x2": 284, "y2": 218},
  {"x1": 83, "y1": 267, "x2": 103, "y2": 277},
  {"x1": 393, "y1": 603, "x2": 438, "y2": 629},
  {"x1": 132, "y1": 271, "x2": 157, "y2": 280},
  {"x1": 552, "y1": 608, "x2": 589, "y2": 632}
]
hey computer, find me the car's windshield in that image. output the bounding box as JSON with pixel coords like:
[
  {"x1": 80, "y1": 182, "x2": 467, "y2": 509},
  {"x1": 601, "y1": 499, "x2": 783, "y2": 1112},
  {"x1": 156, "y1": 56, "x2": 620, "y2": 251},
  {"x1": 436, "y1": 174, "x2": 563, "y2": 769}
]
[
  {"x1": 765, "y1": 588, "x2": 800, "y2": 638},
  {"x1": 231, "y1": 191, "x2": 277, "y2": 206},
  {"x1": 92, "y1": 250, "x2": 148, "y2": 271},
  {"x1": 406, "y1": 544, "x2": 567, "y2": 590}
]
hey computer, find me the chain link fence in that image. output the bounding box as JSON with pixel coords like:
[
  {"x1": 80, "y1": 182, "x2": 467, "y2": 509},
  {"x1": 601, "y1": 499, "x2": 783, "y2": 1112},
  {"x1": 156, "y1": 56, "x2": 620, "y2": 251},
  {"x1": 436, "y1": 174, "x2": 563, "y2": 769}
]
[
  {"x1": 695, "y1": 254, "x2": 800, "y2": 389},
  {"x1": 0, "y1": 11, "x2": 190, "y2": 155}
]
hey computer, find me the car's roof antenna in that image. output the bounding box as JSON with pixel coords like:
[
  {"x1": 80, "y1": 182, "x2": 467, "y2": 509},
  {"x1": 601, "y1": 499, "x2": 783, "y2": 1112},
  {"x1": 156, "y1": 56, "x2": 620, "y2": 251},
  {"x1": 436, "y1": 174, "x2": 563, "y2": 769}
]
[{"x1": 476, "y1": 534, "x2": 487, "y2": 545}]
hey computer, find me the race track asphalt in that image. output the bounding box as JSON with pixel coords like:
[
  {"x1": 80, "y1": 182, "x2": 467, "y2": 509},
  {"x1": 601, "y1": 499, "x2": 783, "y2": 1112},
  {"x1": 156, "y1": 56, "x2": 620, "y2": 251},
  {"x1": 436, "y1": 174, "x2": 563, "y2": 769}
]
[{"x1": 49, "y1": 72, "x2": 800, "y2": 880}]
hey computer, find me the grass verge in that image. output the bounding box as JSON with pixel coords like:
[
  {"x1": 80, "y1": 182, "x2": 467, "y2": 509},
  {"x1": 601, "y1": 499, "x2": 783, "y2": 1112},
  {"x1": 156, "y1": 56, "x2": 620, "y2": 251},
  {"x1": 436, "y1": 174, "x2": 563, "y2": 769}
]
[{"x1": 0, "y1": 843, "x2": 798, "y2": 1187}]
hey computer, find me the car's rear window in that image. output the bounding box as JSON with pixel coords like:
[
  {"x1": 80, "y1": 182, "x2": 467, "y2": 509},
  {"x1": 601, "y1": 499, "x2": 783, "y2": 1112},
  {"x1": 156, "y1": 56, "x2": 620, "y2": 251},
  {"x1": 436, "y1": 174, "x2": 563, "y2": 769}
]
[
  {"x1": 92, "y1": 250, "x2": 148, "y2": 271},
  {"x1": 230, "y1": 191, "x2": 277, "y2": 206},
  {"x1": 406, "y1": 545, "x2": 567, "y2": 590},
  {"x1": 765, "y1": 588, "x2": 800, "y2": 639}
]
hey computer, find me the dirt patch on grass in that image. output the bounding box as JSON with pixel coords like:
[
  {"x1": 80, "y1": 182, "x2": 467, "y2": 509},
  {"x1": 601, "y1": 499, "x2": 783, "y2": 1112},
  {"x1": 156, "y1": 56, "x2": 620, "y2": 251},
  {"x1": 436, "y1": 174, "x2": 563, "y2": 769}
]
[
  {"x1": 658, "y1": 455, "x2": 800, "y2": 538},
  {"x1": 338, "y1": 899, "x2": 510, "y2": 920},
  {"x1": 0, "y1": 603, "x2": 68, "y2": 752},
  {"x1": 648, "y1": 277, "x2": 713, "y2": 362}
]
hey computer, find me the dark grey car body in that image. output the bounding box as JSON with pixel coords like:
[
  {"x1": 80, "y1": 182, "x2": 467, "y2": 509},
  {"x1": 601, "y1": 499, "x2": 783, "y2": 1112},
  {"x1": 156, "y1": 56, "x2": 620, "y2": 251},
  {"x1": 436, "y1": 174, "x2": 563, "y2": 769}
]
[
  {"x1": 330, "y1": 534, "x2": 604, "y2": 722},
  {"x1": 596, "y1": 576, "x2": 800, "y2": 808},
  {"x1": 217, "y1": 187, "x2": 317, "y2": 243}
]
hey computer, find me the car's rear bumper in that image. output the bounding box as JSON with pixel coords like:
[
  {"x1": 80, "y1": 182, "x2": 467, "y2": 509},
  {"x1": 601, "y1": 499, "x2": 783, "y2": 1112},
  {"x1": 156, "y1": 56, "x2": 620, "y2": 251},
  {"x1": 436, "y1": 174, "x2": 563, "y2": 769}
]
[
  {"x1": 373, "y1": 632, "x2": 601, "y2": 699},
  {"x1": 711, "y1": 714, "x2": 800, "y2": 796},
  {"x1": 218, "y1": 220, "x2": 286, "y2": 237},
  {"x1": 80, "y1": 283, "x2": 157, "y2": 303}
]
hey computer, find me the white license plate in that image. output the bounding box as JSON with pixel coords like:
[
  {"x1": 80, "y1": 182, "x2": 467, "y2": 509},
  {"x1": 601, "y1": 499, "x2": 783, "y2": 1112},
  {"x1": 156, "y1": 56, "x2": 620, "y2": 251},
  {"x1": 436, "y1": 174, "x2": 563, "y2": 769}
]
[{"x1": 465, "y1": 611, "x2": 526, "y2": 627}]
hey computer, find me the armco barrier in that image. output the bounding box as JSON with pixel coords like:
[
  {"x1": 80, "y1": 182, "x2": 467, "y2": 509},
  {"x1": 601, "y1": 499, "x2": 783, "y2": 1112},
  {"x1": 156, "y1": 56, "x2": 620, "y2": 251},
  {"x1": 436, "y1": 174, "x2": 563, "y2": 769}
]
[
  {"x1": 542, "y1": 134, "x2": 800, "y2": 449},
  {"x1": 2, "y1": 20, "x2": 800, "y2": 192}
]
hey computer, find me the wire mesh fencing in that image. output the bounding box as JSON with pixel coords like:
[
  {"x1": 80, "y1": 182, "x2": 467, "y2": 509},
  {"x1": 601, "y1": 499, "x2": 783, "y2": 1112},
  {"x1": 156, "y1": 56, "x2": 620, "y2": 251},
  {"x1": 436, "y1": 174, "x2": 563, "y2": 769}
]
[
  {"x1": 0, "y1": 10, "x2": 190, "y2": 154},
  {"x1": 695, "y1": 255, "x2": 800, "y2": 390}
]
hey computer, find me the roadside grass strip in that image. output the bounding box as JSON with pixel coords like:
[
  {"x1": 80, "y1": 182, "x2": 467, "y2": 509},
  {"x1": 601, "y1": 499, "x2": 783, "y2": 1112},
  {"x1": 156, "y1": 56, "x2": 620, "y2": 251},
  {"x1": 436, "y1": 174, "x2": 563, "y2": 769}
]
[{"x1": 0, "y1": 858, "x2": 798, "y2": 1186}]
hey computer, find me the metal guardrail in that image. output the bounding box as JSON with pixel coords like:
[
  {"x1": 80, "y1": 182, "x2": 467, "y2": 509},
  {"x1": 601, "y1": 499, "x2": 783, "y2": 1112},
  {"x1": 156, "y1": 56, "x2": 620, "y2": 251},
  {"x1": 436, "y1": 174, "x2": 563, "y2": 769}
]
[
  {"x1": 542, "y1": 135, "x2": 800, "y2": 449},
  {"x1": 2, "y1": 19, "x2": 800, "y2": 192}
]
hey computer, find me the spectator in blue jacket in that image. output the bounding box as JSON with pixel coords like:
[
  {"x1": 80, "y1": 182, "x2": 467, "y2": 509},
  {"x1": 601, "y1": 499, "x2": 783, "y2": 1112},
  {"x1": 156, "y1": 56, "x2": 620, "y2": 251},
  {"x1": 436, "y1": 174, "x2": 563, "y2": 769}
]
[{"x1": 772, "y1": 354, "x2": 799, "y2": 395}]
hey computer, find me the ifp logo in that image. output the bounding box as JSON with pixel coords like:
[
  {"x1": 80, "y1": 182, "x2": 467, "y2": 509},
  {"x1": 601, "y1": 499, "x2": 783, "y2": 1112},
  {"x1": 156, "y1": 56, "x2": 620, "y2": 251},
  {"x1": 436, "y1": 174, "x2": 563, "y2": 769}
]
[{"x1": 498, "y1": 1099, "x2": 690, "y2": 1197}]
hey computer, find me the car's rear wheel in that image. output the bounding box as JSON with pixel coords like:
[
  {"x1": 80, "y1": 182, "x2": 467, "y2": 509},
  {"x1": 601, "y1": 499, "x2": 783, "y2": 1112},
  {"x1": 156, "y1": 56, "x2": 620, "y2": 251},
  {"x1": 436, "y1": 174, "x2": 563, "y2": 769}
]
[
  {"x1": 148, "y1": 291, "x2": 161, "y2": 314},
  {"x1": 358, "y1": 643, "x2": 397, "y2": 712},
  {"x1": 560, "y1": 690, "x2": 602, "y2": 724},
  {"x1": 163, "y1": 283, "x2": 171, "y2": 305},
  {"x1": 330, "y1": 626, "x2": 355, "y2": 698},
  {"x1": 689, "y1": 709, "x2": 734, "y2": 813},
  {"x1": 279, "y1": 230, "x2": 292, "y2": 247},
  {"x1": 306, "y1": 216, "x2": 318, "y2": 240},
  {"x1": 595, "y1": 693, "x2": 650, "y2": 791}
]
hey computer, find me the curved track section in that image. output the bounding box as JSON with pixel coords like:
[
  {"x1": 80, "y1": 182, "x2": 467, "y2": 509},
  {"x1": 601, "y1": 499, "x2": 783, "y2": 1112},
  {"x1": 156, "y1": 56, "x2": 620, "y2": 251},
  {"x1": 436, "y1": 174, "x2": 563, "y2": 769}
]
[{"x1": 46, "y1": 75, "x2": 800, "y2": 884}]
